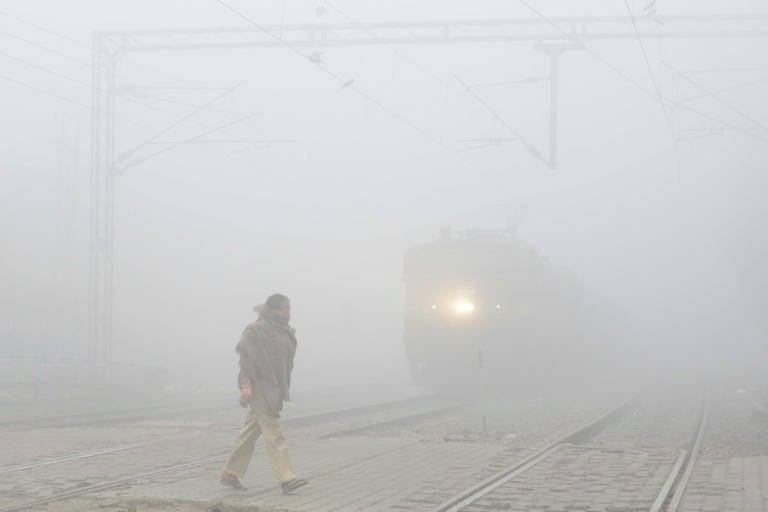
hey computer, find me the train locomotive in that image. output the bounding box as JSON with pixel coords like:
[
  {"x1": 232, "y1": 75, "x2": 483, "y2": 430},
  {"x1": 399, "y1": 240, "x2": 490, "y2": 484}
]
[{"x1": 403, "y1": 228, "x2": 611, "y2": 390}]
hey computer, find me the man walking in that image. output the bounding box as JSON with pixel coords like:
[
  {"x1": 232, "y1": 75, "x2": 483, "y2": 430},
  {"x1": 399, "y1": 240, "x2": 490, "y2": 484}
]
[{"x1": 220, "y1": 294, "x2": 308, "y2": 494}]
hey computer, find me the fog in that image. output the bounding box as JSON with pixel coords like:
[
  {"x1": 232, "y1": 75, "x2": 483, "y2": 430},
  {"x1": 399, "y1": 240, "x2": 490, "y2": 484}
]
[{"x1": 2, "y1": 0, "x2": 767, "y2": 397}]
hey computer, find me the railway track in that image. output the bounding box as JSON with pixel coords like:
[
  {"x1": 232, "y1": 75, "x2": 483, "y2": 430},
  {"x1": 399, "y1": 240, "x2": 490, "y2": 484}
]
[
  {"x1": 430, "y1": 388, "x2": 710, "y2": 512},
  {"x1": 0, "y1": 398, "x2": 456, "y2": 476},
  {"x1": 0, "y1": 402, "x2": 230, "y2": 430},
  {"x1": 0, "y1": 392, "x2": 438, "y2": 431},
  {"x1": 3, "y1": 384, "x2": 705, "y2": 512},
  {"x1": 0, "y1": 396, "x2": 457, "y2": 512},
  {"x1": 652, "y1": 392, "x2": 709, "y2": 512}
]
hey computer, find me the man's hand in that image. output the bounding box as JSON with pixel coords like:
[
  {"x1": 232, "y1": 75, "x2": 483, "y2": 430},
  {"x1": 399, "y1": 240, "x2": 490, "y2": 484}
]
[{"x1": 239, "y1": 387, "x2": 251, "y2": 407}]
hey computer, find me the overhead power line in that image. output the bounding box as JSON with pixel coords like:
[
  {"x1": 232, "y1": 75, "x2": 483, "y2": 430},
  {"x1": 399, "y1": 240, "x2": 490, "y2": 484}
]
[
  {"x1": 453, "y1": 73, "x2": 545, "y2": 164},
  {"x1": 321, "y1": 0, "x2": 544, "y2": 163},
  {"x1": 1, "y1": 22, "x2": 244, "y2": 121},
  {"x1": 686, "y1": 66, "x2": 768, "y2": 74},
  {"x1": 0, "y1": 49, "x2": 250, "y2": 134},
  {"x1": 0, "y1": 49, "x2": 89, "y2": 86},
  {"x1": 0, "y1": 10, "x2": 224, "y2": 91},
  {"x1": 213, "y1": 0, "x2": 448, "y2": 150},
  {"x1": 0, "y1": 27, "x2": 90, "y2": 67},
  {"x1": 116, "y1": 82, "x2": 244, "y2": 164},
  {"x1": 321, "y1": 0, "x2": 453, "y2": 89},
  {"x1": 666, "y1": 63, "x2": 768, "y2": 135},
  {"x1": 119, "y1": 114, "x2": 255, "y2": 172},
  {"x1": 0, "y1": 9, "x2": 87, "y2": 48},
  {"x1": 516, "y1": 0, "x2": 768, "y2": 146},
  {"x1": 0, "y1": 72, "x2": 156, "y2": 132},
  {"x1": 679, "y1": 78, "x2": 768, "y2": 104},
  {"x1": 0, "y1": 71, "x2": 90, "y2": 109},
  {"x1": 621, "y1": 0, "x2": 671, "y2": 126}
]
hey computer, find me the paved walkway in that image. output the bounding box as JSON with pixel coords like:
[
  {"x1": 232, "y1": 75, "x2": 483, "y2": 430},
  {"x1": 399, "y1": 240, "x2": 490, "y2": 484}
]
[{"x1": 682, "y1": 456, "x2": 768, "y2": 512}]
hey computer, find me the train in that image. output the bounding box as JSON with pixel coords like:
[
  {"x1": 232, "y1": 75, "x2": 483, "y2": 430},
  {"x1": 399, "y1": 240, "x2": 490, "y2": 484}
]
[{"x1": 403, "y1": 228, "x2": 622, "y2": 390}]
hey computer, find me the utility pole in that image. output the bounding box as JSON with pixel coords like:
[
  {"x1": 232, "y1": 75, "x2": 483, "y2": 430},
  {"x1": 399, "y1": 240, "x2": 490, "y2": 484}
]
[
  {"x1": 88, "y1": 41, "x2": 269, "y2": 385},
  {"x1": 535, "y1": 42, "x2": 583, "y2": 170},
  {"x1": 89, "y1": 32, "x2": 118, "y2": 385}
]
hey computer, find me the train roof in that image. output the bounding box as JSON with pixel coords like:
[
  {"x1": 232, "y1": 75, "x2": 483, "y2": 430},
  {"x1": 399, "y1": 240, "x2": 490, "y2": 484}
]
[
  {"x1": 404, "y1": 228, "x2": 580, "y2": 291},
  {"x1": 405, "y1": 228, "x2": 536, "y2": 257}
]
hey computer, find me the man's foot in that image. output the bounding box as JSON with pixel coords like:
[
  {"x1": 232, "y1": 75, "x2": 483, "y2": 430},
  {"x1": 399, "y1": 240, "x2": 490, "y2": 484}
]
[
  {"x1": 220, "y1": 472, "x2": 248, "y2": 491},
  {"x1": 281, "y1": 478, "x2": 309, "y2": 495}
]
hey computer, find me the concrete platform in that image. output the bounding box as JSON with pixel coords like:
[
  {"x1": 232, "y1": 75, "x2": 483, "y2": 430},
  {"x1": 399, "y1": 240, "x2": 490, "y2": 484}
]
[{"x1": 682, "y1": 456, "x2": 768, "y2": 512}]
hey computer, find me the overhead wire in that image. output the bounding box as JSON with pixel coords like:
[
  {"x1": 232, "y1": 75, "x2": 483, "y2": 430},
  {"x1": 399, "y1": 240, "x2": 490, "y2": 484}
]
[
  {"x1": 0, "y1": 71, "x2": 155, "y2": 132},
  {"x1": 686, "y1": 66, "x2": 768, "y2": 74},
  {"x1": 515, "y1": 0, "x2": 768, "y2": 146},
  {"x1": 0, "y1": 10, "x2": 291, "y2": 163},
  {"x1": 0, "y1": 9, "x2": 87, "y2": 48},
  {"x1": 0, "y1": 9, "x2": 261, "y2": 137},
  {"x1": 670, "y1": 97, "x2": 768, "y2": 144},
  {"x1": 2, "y1": 28, "x2": 212, "y2": 122},
  {"x1": 0, "y1": 49, "x2": 90, "y2": 87},
  {"x1": 679, "y1": 78, "x2": 768, "y2": 104},
  {"x1": 472, "y1": 78, "x2": 549, "y2": 88},
  {"x1": 321, "y1": 0, "x2": 543, "y2": 162},
  {"x1": 0, "y1": 10, "x2": 243, "y2": 123},
  {"x1": 0, "y1": 29, "x2": 221, "y2": 122},
  {"x1": 143, "y1": 90, "x2": 249, "y2": 117},
  {"x1": 322, "y1": 0, "x2": 453, "y2": 89},
  {"x1": 621, "y1": 0, "x2": 672, "y2": 129},
  {"x1": 213, "y1": 0, "x2": 449, "y2": 150},
  {"x1": 666, "y1": 63, "x2": 768, "y2": 134},
  {"x1": 0, "y1": 69, "x2": 261, "y2": 172},
  {"x1": 0, "y1": 27, "x2": 90, "y2": 67},
  {"x1": 120, "y1": 114, "x2": 255, "y2": 171},
  {"x1": 0, "y1": 9, "x2": 225, "y2": 91},
  {"x1": 7, "y1": 3, "x2": 767, "y2": 156},
  {"x1": 0, "y1": 51, "x2": 261, "y2": 157},
  {"x1": 116, "y1": 82, "x2": 245, "y2": 164},
  {"x1": 0, "y1": 48, "x2": 250, "y2": 134},
  {"x1": 452, "y1": 73, "x2": 544, "y2": 163}
]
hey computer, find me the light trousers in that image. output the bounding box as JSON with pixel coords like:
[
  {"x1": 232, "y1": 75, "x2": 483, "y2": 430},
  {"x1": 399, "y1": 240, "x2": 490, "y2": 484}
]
[{"x1": 222, "y1": 391, "x2": 296, "y2": 483}]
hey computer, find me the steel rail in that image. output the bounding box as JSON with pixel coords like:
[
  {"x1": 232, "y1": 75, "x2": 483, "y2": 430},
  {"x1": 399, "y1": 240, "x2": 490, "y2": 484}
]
[
  {"x1": 666, "y1": 391, "x2": 710, "y2": 511},
  {"x1": 0, "y1": 403, "x2": 229, "y2": 430},
  {"x1": 0, "y1": 393, "x2": 434, "y2": 431},
  {"x1": 319, "y1": 404, "x2": 464, "y2": 438},
  {"x1": 0, "y1": 441, "x2": 168, "y2": 475},
  {"x1": 0, "y1": 456, "x2": 225, "y2": 512},
  {"x1": 431, "y1": 387, "x2": 709, "y2": 512},
  {"x1": 430, "y1": 391, "x2": 641, "y2": 512},
  {"x1": 647, "y1": 391, "x2": 710, "y2": 512},
  {"x1": 649, "y1": 450, "x2": 688, "y2": 512}
]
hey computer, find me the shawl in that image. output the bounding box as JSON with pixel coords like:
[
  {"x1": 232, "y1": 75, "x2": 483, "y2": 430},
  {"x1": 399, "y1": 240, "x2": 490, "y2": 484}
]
[{"x1": 236, "y1": 307, "x2": 297, "y2": 416}]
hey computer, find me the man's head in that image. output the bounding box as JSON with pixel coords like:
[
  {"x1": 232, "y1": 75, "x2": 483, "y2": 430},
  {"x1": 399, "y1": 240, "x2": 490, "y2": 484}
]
[{"x1": 265, "y1": 293, "x2": 291, "y2": 318}]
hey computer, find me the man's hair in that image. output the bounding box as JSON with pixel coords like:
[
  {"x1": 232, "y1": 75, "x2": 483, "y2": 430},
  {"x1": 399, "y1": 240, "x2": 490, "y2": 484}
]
[{"x1": 266, "y1": 293, "x2": 290, "y2": 309}]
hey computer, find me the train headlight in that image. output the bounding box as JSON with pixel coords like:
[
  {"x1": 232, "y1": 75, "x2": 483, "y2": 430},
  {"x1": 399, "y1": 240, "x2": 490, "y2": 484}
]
[{"x1": 453, "y1": 300, "x2": 475, "y2": 315}]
